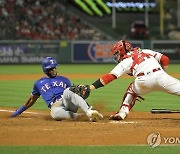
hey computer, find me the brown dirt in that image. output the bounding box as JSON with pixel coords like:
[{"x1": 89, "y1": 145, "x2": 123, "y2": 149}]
[{"x1": 0, "y1": 107, "x2": 179, "y2": 146}]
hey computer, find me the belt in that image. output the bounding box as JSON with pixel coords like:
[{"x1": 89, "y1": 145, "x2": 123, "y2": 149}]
[
  {"x1": 49, "y1": 98, "x2": 63, "y2": 108},
  {"x1": 137, "y1": 68, "x2": 161, "y2": 77}
]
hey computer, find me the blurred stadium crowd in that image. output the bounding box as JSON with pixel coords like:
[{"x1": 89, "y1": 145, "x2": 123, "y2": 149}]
[{"x1": 0, "y1": 0, "x2": 108, "y2": 40}]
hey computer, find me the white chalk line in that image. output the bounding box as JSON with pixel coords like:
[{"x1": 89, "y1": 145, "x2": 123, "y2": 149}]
[
  {"x1": 109, "y1": 121, "x2": 137, "y2": 124},
  {"x1": 43, "y1": 128, "x2": 54, "y2": 131},
  {"x1": 0, "y1": 109, "x2": 46, "y2": 115}
]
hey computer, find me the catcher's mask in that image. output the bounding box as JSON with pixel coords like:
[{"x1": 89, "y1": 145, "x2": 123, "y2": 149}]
[
  {"x1": 112, "y1": 40, "x2": 132, "y2": 63},
  {"x1": 42, "y1": 57, "x2": 58, "y2": 77}
]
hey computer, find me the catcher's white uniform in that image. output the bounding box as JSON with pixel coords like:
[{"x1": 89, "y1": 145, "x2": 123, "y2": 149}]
[
  {"x1": 110, "y1": 48, "x2": 180, "y2": 120},
  {"x1": 111, "y1": 49, "x2": 180, "y2": 95}
]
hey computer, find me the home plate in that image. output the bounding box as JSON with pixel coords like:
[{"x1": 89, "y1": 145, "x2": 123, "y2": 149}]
[{"x1": 109, "y1": 121, "x2": 137, "y2": 124}]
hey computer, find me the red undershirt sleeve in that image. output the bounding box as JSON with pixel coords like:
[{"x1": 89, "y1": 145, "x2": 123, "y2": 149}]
[{"x1": 101, "y1": 74, "x2": 117, "y2": 85}]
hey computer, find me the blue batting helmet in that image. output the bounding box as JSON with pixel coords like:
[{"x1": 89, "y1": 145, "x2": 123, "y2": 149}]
[{"x1": 42, "y1": 57, "x2": 58, "y2": 74}]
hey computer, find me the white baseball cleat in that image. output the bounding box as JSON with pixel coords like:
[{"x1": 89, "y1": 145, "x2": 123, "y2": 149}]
[
  {"x1": 110, "y1": 105, "x2": 129, "y2": 120},
  {"x1": 86, "y1": 109, "x2": 103, "y2": 122},
  {"x1": 110, "y1": 111, "x2": 127, "y2": 120}
]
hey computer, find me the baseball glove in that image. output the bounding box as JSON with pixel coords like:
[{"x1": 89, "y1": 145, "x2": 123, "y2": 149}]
[{"x1": 69, "y1": 84, "x2": 91, "y2": 99}]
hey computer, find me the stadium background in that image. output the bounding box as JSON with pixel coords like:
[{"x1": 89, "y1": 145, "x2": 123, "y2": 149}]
[{"x1": 0, "y1": 0, "x2": 179, "y2": 153}]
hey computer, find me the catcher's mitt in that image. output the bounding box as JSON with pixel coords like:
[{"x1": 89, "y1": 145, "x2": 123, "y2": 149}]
[{"x1": 69, "y1": 84, "x2": 90, "y2": 99}]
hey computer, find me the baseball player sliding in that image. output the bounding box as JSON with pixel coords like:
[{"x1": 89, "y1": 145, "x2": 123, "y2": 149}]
[
  {"x1": 90, "y1": 40, "x2": 180, "y2": 120},
  {"x1": 11, "y1": 57, "x2": 103, "y2": 122}
]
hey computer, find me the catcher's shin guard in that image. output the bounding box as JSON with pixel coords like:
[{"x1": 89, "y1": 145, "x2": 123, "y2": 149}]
[
  {"x1": 121, "y1": 82, "x2": 144, "y2": 110},
  {"x1": 110, "y1": 82, "x2": 144, "y2": 120}
]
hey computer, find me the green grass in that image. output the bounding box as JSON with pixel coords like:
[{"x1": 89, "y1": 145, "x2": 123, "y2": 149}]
[
  {"x1": 0, "y1": 64, "x2": 179, "y2": 111},
  {"x1": 0, "y1": 146, "x2": 180, "y2": 154}
]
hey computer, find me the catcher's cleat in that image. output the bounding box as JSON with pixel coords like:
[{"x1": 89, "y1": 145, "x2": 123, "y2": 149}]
[
  {"x1": 110, "y1": 104, "x2": 130, "y2": 120},
  {"x1": 109, "y1": 111, "x2": 127, "y2": 120},
  {"x1": 86, "y1": 109, "x2": 103, "y2": 122}
]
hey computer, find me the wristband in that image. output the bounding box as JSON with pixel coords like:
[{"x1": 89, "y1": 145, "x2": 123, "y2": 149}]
[
  {"x1": 11, "y1": 105, "x2": 26, "y2": 117},
  {"x1": 92, "y1": 79, "x2": 104, "y2": 89}
]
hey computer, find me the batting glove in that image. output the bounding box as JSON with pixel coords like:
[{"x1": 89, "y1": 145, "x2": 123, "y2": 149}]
[{"x1": 11, "y1": 105, "x2": 26, "y2": 117}]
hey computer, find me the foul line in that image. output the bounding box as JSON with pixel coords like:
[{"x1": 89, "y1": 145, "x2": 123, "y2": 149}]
[{"x1": 0, "y1": 109, "x2": 46, "y2": 115}]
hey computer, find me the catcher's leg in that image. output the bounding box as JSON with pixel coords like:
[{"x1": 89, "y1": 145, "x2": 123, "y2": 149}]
[
  {"x1": 157, "y1": 73, "x2": 180, "y2": 96},
  {"x1": 110, "y1": 82, "x2": 144, "y2": 120}
]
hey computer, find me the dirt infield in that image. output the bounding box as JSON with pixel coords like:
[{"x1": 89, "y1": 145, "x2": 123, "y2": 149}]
[{"x1": 0, "y1": 107, "x2": 179, "y2": 146}]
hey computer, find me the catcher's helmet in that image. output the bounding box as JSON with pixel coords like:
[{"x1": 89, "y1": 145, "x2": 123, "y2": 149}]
[
  {"x1": 112, "y1": 40, "x2": 132, "y2": 63},
  {"x1": 42, "y1": 57, "x2": 58, "y2": 74}
]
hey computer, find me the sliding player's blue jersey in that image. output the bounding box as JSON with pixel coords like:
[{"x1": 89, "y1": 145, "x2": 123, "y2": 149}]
[{"x1": 32, "y1": 75, "x2": 71, "y2": 108}]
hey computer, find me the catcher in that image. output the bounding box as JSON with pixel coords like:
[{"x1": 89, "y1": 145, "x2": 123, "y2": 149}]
[
  {"x1": 89, "y1": 40, "x2": 180, "y2": 120},
  {"x1": 11, "y1": 57, "x2": 103, "y2": 122}
]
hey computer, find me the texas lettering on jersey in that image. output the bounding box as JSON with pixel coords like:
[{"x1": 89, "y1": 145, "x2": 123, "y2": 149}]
[
  {"x1": 41, "y1": 80, "x2": 67, "y2": 92},
  {"x1": 32, "y1": 76, "x2": 71, "y2": 107}
]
